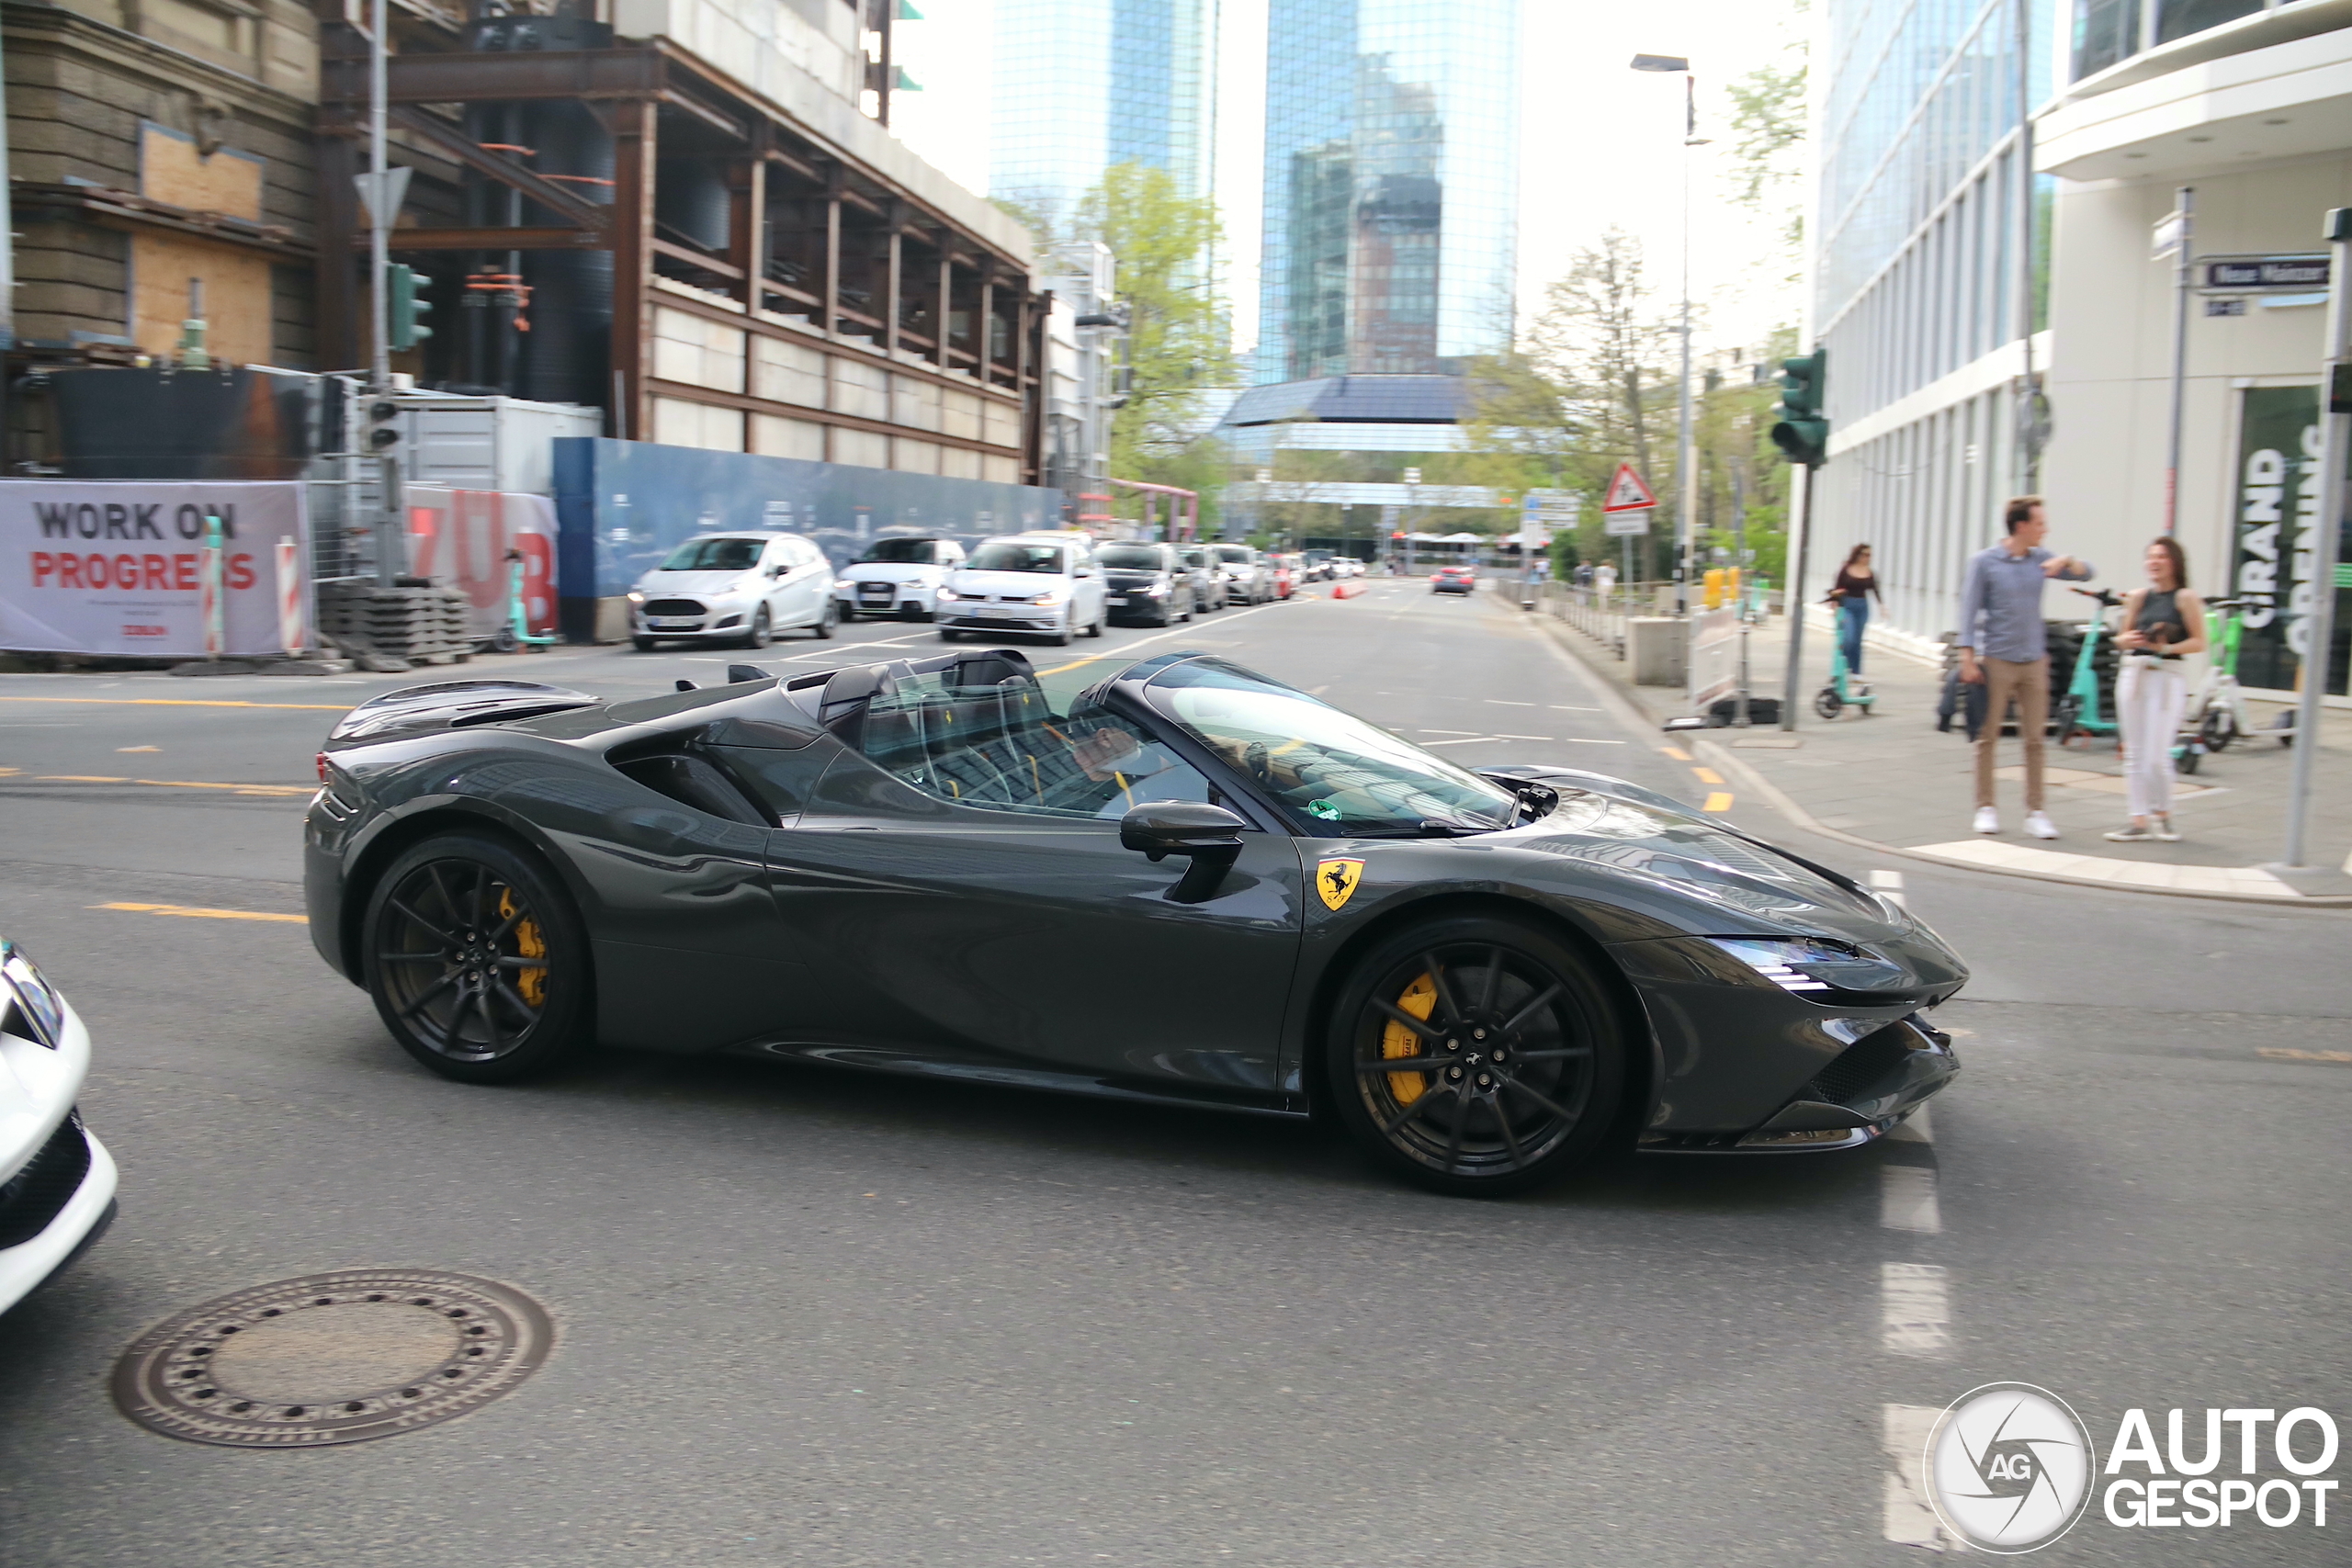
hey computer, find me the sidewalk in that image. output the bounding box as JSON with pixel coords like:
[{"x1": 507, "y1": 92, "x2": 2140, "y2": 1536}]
[{"x1": 1526, "y1": 600, "x2": 2352, "y2": 905}]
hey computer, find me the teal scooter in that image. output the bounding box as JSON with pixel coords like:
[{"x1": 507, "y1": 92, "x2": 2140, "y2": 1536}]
[
  {"x1": 492, "y1": 548, "x2": 557, "y2": 654},
  {"x1": 2052, "y1": 586, "x2": 2120, "y2": 748},
  {"x1": 1813, "y1": 598, "x2": 1877, "y2": 719}
]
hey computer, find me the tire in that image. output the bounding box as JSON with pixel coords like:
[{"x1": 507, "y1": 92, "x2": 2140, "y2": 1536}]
[
  {"x1": 631, "y1": 637, "x2": 659, "y2": 652},
  {"x1": 838, "y1": 604, "x2": 859, "y2": 624},
  {"x1": 2052, "y1": 696, "x2": 2081, "y2": 749},
  {"x1": 360, "y1": 832, "x2": 593, "y2": 1085},
  {"x1": 1813, "y1": 687, "x2": 1843, "y2": 720},
  {"x1": 744, "y1": 607, "x2": 772, "y2": 649},
  {"x1": 1046, "y1": 619, "x2": 1074, "y2": 648},
  {"x1": 1087, "y1": 612, "x2": 1106, "y2": 638},
  {"x1": 940, "y1": 628, "x2": 967, "y2": 642},
  {"x1": 811, "y1": 600, "x2": 837, "y2": 639},
  {"x1": 1324, "y1": 913, "x2": 1627, "y2": 1197},
  {"x1": 2178, "y1": 748, "x2": 2200, "y2": 776},
  {"x1": 2199, "y1": 706, "x2": 2236, "y2": 753}
]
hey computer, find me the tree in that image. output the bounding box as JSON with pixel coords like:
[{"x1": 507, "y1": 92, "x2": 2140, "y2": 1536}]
[
  {"x1": 1070, "y1": 164, "x2": 1238, "y2": 522},
  {"x1": 1724, "y1": 53, "x2": 1808, "y2": 267}
]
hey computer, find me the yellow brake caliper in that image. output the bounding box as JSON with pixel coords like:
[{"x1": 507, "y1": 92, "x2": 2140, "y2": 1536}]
[
  {"x1": 499, "y1": 889, "x2": 548, "y2": 1008},
  {"x1": 1383, "y1": 973, "x2": 1438, "y2": 1104}
]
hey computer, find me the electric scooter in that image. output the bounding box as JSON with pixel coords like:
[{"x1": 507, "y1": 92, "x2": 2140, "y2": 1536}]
[
  {"x1": 1813, "y1": 603, "x2": 1876, "y2": 720},
  {"x1": 491, "y1": 548, "x2": 557, "y2": 655},
  {"x1": 2052, "y1": 587, "x2": 2121, "y2": 748}
]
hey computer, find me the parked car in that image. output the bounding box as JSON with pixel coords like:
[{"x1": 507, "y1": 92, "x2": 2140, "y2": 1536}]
[
  {"x1": 834, "y1": 536, "x2": 966, "y2": 622},
  {"x1": 1178, "y1": 546, "x2": 1228, "y2": 611},
  {"x1": 630, "y1": 532, "x2": 838, "y2": 649},
  {"x1": 307, "y1": 649, "x2": 1968, "y2": 1196},
  {"x1": 1300, "y1": 550, "x2": 1333, "y2": 581},
  {"x1": 0, "y1": 939, "x2": 119, "y2": 1314},
  {"x1": 1430, "y1": 565, "x2": 1476, "y2": 595},
  {"x1": 1097, "y1": 542, "x2": 1197, "y2": 626},
  {"x1": 1212, "y1": 545, "x2": 1273, "y2": 605},
  {"x1": 934, "y1": 536, "x2": 1108, "y2": 646}
]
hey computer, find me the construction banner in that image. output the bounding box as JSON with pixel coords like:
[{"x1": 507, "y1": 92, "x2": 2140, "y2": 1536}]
[
  {"x1": 401, "y1": 487, "x2": 559, "y2": 644},
  {"x1": 0, "y1": 480, "x2": 309, "y2": 657}
]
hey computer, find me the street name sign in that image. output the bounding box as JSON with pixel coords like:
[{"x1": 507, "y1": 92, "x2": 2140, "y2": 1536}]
[
  {"x1": 2199, "y1": 254, "x2": 2329, "y2": 294},
  {"x1": 1604, "y1": 508, "x2": 1652, "y2": 537}
]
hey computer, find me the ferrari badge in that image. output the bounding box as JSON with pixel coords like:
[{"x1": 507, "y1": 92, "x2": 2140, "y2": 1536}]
[{"x1": 1316, "y1": 857, "x2": 1366, "y2": 911}]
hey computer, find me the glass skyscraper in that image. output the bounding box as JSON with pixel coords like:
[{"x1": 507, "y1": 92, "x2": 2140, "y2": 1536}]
[
  {"x1": 1256, "y1": 0, "x2": 1518, "y2": 384},
  {"x1": 991, "y1": 0, "x2": 1215, "y2": 230}
]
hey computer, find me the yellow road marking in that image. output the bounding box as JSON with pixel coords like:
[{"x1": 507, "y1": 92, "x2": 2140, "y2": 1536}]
[
  {"x1": 1659, "y1": 745, "x2": 1692, "y2": 761},
  {"x1": 19, "y1": 774, "x2": 313, "y2": 797},
  {"x1": 1702, "y1": 792, "x2": 1735, "y2": 813},
  {"x1": 0, "y1": 694, "x2": 346, "y2": 711},
  {"x1": 1692, "y1": 767, "x2": 1725, "y2": 785},
  {"x1": 2257, "y1": 1047, "x2": 2352, "y2": 1065},
  {"x1": 96, "y1": 902, "x2": 306, "y2": 923}
]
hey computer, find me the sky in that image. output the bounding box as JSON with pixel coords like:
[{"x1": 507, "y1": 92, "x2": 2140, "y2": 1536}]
[{"x1": 886, "y1": 0, "x2": 1811, "y2": 369}]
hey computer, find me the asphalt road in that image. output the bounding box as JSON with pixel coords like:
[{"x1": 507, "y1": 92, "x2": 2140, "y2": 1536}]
[{"x1": 1, "y1": 581, "x2": 2346, "y2": 1566}]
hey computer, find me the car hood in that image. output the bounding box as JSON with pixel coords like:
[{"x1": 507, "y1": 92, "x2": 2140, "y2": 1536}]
[
  {"x1": 1469, "y1": 767, "x2": 1928, "y2": 948},
  {"x1": 843, "y1": 563, "x2": 939, "y2": 582},
  {"x1": 636, "y1": 570, "x2": 757, "y2": 596},
  {"x1": 951, "y1": 569, "x2": 1069, "y2": 595}
]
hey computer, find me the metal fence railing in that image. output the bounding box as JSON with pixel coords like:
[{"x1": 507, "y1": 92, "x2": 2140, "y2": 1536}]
[{"x1": 1529, "y1": 581, "x2": 1676, "y2": 658}]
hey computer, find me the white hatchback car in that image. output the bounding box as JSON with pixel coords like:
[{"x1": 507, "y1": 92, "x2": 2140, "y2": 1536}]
[
  {"x1": 934, "y1": 536, "x2": 1109, "y2": 646},
  {"x1": 833, "y1": 535, "x2": 967, "y2": 622},
  {"x1": 0, "y1": 940, "x2": 119, "y2": 1315},
  {"x1": 629, "y1": 531, "x2": 837, "y2": 649}
]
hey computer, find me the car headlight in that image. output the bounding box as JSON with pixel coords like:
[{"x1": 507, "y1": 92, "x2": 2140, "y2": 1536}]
[
  {"x1": 1143, "y1": 582, "x2": 1169, "y2": 595},
  {"x1": 1, "y1": 940, "x2": 66, "y2": 1048},
  {"x1": 1033, "y1": 589, "x2": 1069, "y2": 607},
  {"x1": 936, "y1": 586, "x2": 963, "y2": 602},
  {"x1": 627, "y1": 591, "x2": 645, "y2": 604},
  {"x1": 834, "y1": 578, "x2": 855, "y2": 592},
  {"x1": 1706, "y1": 937, "x2": 1912, "y2": 998}
]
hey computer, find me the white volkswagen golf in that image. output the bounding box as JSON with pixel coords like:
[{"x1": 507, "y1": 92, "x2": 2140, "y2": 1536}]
[
  {"x1": 933, "y1": 536, "x2": 1109, "y2": 646},
  {"x1": 0, "y1": 940, "x2": 118, "y2": 1315}
]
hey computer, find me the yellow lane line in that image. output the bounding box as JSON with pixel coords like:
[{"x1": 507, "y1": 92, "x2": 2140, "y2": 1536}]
[
  {"x1": 95, "y1": 902, "x2": 307, "y2": 924},
  {"x1": 1692, "y1": 767, "x2": 1726, "y2": 785},
  {"x1": 1702, "y1": 792, "x2": 1735, "y2": 813},
  {"x1": 1659, "y1": 745, "x2": 1693, "y2": 761},
  {"x1": 0, "y1": 694, "x2": 347, "y2": 711},
  {"x1": 13, "y1": 774, "x2": 313, "y2": 797},
  {"x1": 2257, "y1": 1047, "x2": 2352, "y2": 1065}
]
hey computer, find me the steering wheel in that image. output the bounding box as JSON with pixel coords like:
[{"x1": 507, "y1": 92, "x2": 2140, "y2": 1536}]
[{"x1": 1243, "y1": 740, "x2": 1272, "y2": 785}]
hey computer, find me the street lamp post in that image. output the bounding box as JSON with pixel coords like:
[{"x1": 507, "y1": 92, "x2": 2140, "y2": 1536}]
[{"x1": 1632, "y1": 54, "x2": 1709, "y2": 618}]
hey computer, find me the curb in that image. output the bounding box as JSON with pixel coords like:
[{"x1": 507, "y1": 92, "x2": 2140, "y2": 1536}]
[{"x1": 1519, "y1": 605, "x2": 2352, "y2": 909}]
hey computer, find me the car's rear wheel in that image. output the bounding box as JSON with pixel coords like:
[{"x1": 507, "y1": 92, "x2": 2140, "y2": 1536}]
[
  {"x1": 1325, "y1": 915, "x2": 1624, "y2": 1197},
  {"x1": 361, "y1": 834, "x2": 592, "y2": 1085}
]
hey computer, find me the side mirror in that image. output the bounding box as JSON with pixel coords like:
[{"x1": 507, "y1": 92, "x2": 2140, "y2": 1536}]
[{"x1": 1120, "y1": 801, "x2": 1247, "y2": 904}]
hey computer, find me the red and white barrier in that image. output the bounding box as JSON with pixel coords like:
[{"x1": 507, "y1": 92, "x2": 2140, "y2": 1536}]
[
  {"x1": 198, "y1": 541, "x2": 223, "y2": 657},
  {"x1": 276, "y1": 536, "x2": 305, "y2": 654}
]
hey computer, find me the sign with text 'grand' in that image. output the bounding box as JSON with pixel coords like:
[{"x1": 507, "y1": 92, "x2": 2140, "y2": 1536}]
[{"x1": 0, "y1": 481, "x2": 308, "y2": 656}]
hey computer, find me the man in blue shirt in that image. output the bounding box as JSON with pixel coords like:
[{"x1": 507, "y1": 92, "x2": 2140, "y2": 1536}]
[{"x1": 1957, "y1": 496, "x2": 2094, "y2": 839}]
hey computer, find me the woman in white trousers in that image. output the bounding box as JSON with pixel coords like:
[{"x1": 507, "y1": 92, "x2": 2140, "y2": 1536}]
[{"x1": 2106, "y1": 536, "x2": 2206, "y2": 843}]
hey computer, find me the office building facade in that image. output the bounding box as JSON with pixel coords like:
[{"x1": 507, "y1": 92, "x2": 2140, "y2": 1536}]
[
  {"x1": 1806, "y1": 0, "x2": 2056, "y2": 658},
  {"x1": 990, "y1": 0, "x2": 1216, "y2": 230},
  {"x1": 1255, "y1": 0, "x2": 1519, "y2": 384},
  {"x1": 2036, "y1": 1, "x2": 2352, "y2": 702}
]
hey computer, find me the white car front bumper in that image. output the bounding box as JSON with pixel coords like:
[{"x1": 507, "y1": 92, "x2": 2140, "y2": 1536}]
[{"x1": 0, "y1": 1001, "x2": 119, "y2": 1315}]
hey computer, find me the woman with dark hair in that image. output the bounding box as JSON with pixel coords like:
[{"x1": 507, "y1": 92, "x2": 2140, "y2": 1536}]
[
  {"x1": 2106, "y1": 536, "x2": 2206, "y2": 842},
  {"x1": 1827, "y1": 544, "x2": 1883, "y2": 675}
]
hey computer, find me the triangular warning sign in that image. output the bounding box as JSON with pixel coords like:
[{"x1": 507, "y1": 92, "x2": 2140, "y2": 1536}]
[{"x1": 1600, "y1": 463, "x2": 1657, "y2": 513}]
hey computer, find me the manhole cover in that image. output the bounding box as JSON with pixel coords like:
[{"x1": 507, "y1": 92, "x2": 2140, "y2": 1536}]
[{"x1": 113, "y1": 1269, "x2": 553, "y2": 1448}]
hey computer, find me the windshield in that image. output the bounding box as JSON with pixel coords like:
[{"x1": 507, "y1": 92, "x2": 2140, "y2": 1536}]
[
  {"x1": 857, "y1": 538, "x2": 939, "y2": 565},
  {"x1": 966, "y1": 542, "x2": 1068, "y2": 574},
  {"x1": 660, "y1": 536, "x2": 766, "y2": 571},
  {"x1": 1214, "y1": 547, "x2": 1252, "y2": 565},
  {"x1": 1145, "y1": 659, "x2": 1518, "y2": 834},
  {"x1": 1098, "y1": 546, "x2": 1166, "y2": 570}
]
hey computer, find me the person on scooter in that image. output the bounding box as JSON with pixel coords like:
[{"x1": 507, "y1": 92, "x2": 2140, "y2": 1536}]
[
  {"x1": 2104, "y1": 536, "x2": 2206, "y2": 843},
  {"x1": 1957, "y1": 496, "x2": 2095, "y2": 839},
  {"x1": 1828, "y1": 544, "x2": 1883, "y2": 676}
]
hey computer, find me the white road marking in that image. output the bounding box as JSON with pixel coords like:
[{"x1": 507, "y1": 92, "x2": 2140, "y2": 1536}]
[
  {"x1": 1418, "y1": 728, "x2": 1479, "y2": 735},
  {"x1": 1483, "y1": 699, "x2": 1536, "y2": 705},
  {"x1": 1883, "y1": 1404, "x2": 1950, "y2": 1550},
  {"x1": 1869, "y1": 868, "x2": 1909, "y2": 908},
  {"x1": 1882, "y1": 1263, "x2": 1951, "y2": 1355},
  {"x1": 1881, "y1": 1165, "x2": 1943, "y2": 1234},
  {"x1": 1493, "y1": 733, "x2": 1554, "y2": 741},
  {"x1": 1561, "y1": 738, "x2": 1626, "y2": 744},
  {"x1": 1885, "y1": 1104, "x2": 1935, "y2": 1145},
  {"x1": 1420, "y1": 737, "x2": 1500, "y2": 747},
  {"x1": 1548, "y1": 705, "x2": 1601, "y2": 712}
]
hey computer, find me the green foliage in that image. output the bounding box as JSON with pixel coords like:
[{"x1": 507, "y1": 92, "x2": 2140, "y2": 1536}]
[{"x1": 1069, "y1": 164, "x2": 1238, "y2": 524}]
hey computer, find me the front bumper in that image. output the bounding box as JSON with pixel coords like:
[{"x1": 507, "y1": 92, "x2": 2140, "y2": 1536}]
[
  {"x1": 1638, "y1": 1014, "x2": 1959, "y2": 1153},
  {"x1": 634, "y1": 607, "x2": 753, "y2": 639},
  {"x1": 839, "y1": 585, "x2": 933, "y2": 616},
  {"x1": 938, "y1": 606, "x2": 1068, "y2": 635},
  {"x1": 0, "y1": 1114, "x2": 118, "y2": 1312}
]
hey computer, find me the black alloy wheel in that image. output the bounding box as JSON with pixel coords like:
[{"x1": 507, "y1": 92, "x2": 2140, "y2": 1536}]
[
  {"x1": 839, "y1": 603, "x2": 860, "y2": 624},
  {"x1": 1325, "y1": 915, "x2": 1624, "y2": 1197},
  {"x1": 631, "y1": 637, "x2": 658, "y2": 651},
  {"x1": 361, "y1": 834, "x2": 592, "y2": 1084},
  {"x1": 744, "y1": 606, "x2": 773, "y2": 649}
]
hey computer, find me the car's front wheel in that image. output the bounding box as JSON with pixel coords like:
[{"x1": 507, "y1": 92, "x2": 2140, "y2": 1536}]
[
  {"x1": 811, "y1": 600, "x2": 837, "y2": 639},
  {"x1": 631, "y1": 637, "x2": 658, "y2": 651},
  {"x1": 361, "y1": 833, "x2": 593, "y2": 1085},
  {"x1": 743, "y1": 607, "x2": 773, "y2": 649},
  {"x1": 1324, "y1": 914, "x2": 1625, "y2": 1197}
]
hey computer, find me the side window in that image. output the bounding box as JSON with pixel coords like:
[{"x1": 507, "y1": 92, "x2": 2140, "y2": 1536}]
[{"x1": 857, "y1": 682, "x2": 1213, "y2": 820}]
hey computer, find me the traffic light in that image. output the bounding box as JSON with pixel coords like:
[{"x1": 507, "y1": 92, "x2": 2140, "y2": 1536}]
[
  {"x1": 367, "y1": 397, "x2": 401, "y2": 453},
  {"x1": 389, "y1": 265, "x2": 434, "y2": 351},
  {"x1": 1770, "y1": 351, "x2": 1829, "y2": 468}
]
